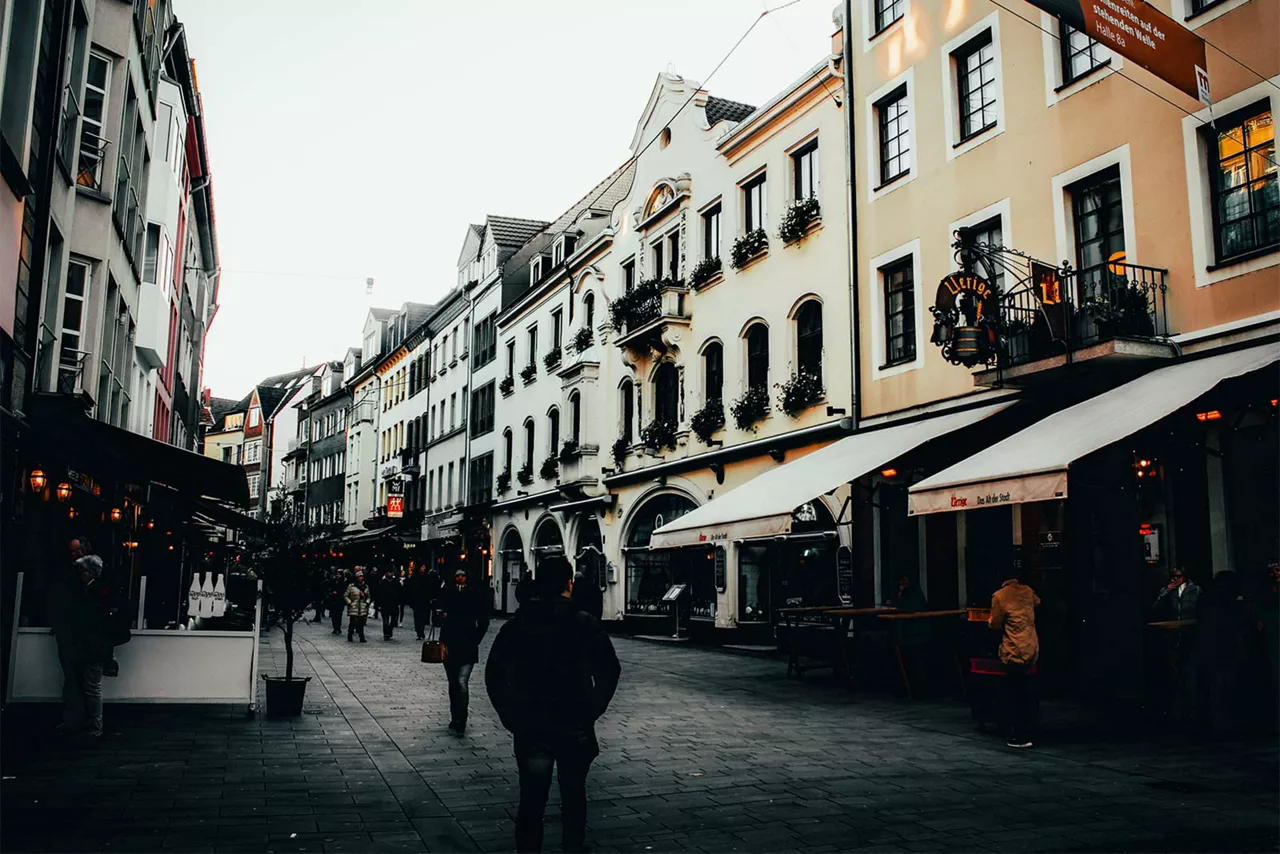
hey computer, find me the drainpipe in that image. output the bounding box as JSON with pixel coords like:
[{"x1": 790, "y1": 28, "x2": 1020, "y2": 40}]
[{"x1": 841, "y1": 0, "x2": 862, "y2": 428}]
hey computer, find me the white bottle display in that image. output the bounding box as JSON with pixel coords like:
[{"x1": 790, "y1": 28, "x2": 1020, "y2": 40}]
[
  {"x1": 199, "y1": 573, "x2": 215, "y2": 619},
  {"x1": 187, "y1": 573, "x2": 201, "y2": 617},
  {"x1": 212, "y1": 574, "x2": 227, "y2": 618}
]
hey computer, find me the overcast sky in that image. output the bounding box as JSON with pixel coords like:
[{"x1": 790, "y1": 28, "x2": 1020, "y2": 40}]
[{"x1": 178, "y1": 0, "x2": 839, "y2": 399}]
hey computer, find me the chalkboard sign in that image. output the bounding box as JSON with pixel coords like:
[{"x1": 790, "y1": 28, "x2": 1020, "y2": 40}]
[
  {"x1": 836, "y1": 546, "x2": 853, "y2": 605},
  {"x1": 714, "y1": 546, "x2": 726, "y2": 592}
]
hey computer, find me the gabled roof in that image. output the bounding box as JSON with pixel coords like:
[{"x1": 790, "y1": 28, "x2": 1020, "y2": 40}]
[
  {"x1": 256, "y1": 385, "x2": 293, "y2": 419},
  {"x1": 488, "y1": 216, "x2": 551, "y2": 249},
  {"x1": 469, "y1": 223, "x2": 484, "y2": 239},
  {"x1": 368, "y1": 307, "x2": 396, "y2": 322},
  {"x1": 705, "y1": 95, "x2": 756, "y2": 126},
  {"x1": 209, "y1": 397, "x2": 239, "y2": 420},
  {"x1": 256, "y1": 365, "x2": 318, "y2": 390}
]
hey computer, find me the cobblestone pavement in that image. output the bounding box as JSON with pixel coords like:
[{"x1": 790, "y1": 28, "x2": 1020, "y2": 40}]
[{"x1": 2, "y1": 614, "x2": 1276, "y2": 853}]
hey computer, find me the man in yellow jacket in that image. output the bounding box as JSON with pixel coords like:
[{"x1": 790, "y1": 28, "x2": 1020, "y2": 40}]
[{"x1": 989, "y1": 571, "x2": 1040, "y2": 749}]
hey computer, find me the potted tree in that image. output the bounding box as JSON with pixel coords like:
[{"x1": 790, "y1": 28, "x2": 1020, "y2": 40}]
[{"x1": 244, "y1": 508, "x2": 335, "y2": 717}]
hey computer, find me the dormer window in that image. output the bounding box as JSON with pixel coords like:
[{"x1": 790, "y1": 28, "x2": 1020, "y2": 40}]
[
  {"x1": 552, "y1": 240, "x2": 564, "y2": 267},
  {"x1": 564, "y1": 234, "x2": 577, "y2": 257},
  {"x1": 531, "y1": 256, "x2": 544, "y2": 282}
]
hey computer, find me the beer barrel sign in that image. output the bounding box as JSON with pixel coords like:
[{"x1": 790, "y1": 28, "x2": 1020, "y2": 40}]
[{"x1": 929, "y1": 271, "x2": 998, "y2": 367}]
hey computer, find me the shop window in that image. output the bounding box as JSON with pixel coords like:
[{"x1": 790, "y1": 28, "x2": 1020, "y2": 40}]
[
  {"x1": 653, "y1": 362, "x2": 679, "y2": 425},
  {"x1": 745, "y1": 323, "x2": 769, "y2": 391},
  {"x1": 795, "y1": 301, "x2": 823, "y2": 385},
  {"x1": 739, "y1": 502, "x2": 839, "y2": 623},
  {"x1": 624, "y1": 494, "x2": 698, "y2": 614},
  {"x1": 1207, "y1": 103, "x2": 1277, "y2": 263}
]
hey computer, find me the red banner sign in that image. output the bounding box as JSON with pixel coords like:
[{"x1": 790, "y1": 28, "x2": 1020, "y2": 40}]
[{"x1": 387, "y1": 495, "x2": 404, "y2": 519}]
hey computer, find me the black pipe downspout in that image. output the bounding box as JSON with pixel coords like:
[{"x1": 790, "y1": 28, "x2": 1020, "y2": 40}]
[{"x1": 841, "y1": 0, "x2": 862, "y2": 429}]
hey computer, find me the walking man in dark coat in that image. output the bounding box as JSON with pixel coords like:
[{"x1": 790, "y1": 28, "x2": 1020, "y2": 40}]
[
  {"x1": 439, "y1": 568, "x2": 490, "y2": 734},
  {"x1": 485, "y1": 557, "x2": 621, "y2": 853},
  {"x1": 375, "y1": 568, "x2": 402, "y2": 640}
]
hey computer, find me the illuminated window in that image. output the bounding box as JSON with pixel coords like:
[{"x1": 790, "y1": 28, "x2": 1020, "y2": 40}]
[{"x1": 1208, "y1": 103, "x2": 1277, "y2": 262}]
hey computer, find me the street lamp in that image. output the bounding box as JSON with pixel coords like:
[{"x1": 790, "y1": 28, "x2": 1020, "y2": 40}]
[
  {"x1": 110, "y1": 507, "x2": 123, "y2": 523},
  {"x1": 29, "y1": 468, "x2": 46, "y2": 493},
  {"x1": 56, "y1": 482, "x2": 72, "y2": 502}
]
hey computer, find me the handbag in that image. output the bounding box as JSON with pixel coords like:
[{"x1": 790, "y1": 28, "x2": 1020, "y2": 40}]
[{"x1": 421, "y1": 624, "x2": 447, "y2": 664}]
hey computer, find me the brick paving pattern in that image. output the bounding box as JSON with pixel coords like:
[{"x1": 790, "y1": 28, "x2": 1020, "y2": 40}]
[{"x1": 2, "y1": 613, "x2": 1276, "y2": 853}]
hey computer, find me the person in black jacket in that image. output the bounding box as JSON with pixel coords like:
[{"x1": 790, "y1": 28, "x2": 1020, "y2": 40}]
[
  {"x1": 571, "y1": 564, "x2": 604, "y2": 620},
  {"x1": 405, "y1": 565, "x2": 440, "y2": 640},
  {"x1": 374, "y1": 569, "x2": 402, "y2": 640},
  {"x1": 486, "y1": 557, "x2": 621, "y2": 853},
  {"x1": 327, "y1": 570, "x2": 349, "y2": 635},
  {"x1": 439, "y1": 569, "x2": 490, "y2": 733}
]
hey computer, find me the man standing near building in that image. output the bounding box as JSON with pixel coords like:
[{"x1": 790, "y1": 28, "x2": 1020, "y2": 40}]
[
  {"x1": 485, "y1": 557, "x2": 621, "y2": 853},
  {"x1": 438, "y1": 569, "x2": 490, "y2": 734},
  {"x1": 345, "y1": 569, "x2": 370, "y2": 643},
  {"x1": 328, "y1": 569, "x2": 348, "y2": 635},
  {"x1": 1152, "y1": 567, "x2": 1201, "y2": 622},
  {"x1": 989, "y1": 567, "x2": 1040, "y2": 749},
  {"x1": 375, "y1": 568, "x2": 402, "y2": 640},
  {"x1": 48, "y1": 537, "x2": 115, "y2": 739}
]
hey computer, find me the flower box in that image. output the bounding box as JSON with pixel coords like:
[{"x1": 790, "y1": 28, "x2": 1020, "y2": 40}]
[
  {"x1": 731, "y1": 229, "x2": 769, "y2": 270},
  {"x1": 731, "y1": 386, "x2": 770, "y2": 431}
]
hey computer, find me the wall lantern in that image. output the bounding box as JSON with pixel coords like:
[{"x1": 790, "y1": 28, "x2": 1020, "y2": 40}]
[
  {"x1": 1195, "y1": 410, "x2": 1222, "y2": 422},
  {"x1": 55, "y1": 482, "x2": 72, "y2": 502},
  {"x1": 29, "y1": 468, "x2": 47, "y2": 493},
  {"x1": 110, "y1": 507, "x2": 123, "y2": 523},
  {"x1": 68, "y1": 507, "x2": 78, "y2": 520},
  {"x1": 880, "y1": 467, "x2": 899, "y2": 479},
  {"x1": 146, "y1": 519, "x2": 155, "y2": 530}
]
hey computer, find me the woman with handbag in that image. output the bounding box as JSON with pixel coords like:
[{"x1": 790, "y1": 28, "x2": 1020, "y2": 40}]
[
  {"x1": 437, "y1": 569, "x2": 490, "y2": 735},
  {"x1": 345, "y1": 570, "x2": 371, "y2": 642}
]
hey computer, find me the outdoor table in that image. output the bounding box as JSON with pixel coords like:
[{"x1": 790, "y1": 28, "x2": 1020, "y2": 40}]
[
  {"x1": 779, "y1": 607, "x2": 843, "y2": 677},
  {"x1": 824, "y1": 607, "x2": 897, "y2": 686},
  {"x1": 877, "y1": 609, "x2": 968, "y2": 699},
  {"x1": 779, "y1": 606, "x2": 896, "y2": 681}
]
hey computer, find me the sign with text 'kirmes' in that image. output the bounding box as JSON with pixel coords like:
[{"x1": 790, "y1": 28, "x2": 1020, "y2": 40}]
[{"x1": 1028, "y1": 0, "x2": 1210, "y2": 104}]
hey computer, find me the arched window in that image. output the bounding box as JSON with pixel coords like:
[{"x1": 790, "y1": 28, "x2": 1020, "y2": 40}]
[
  {"x1": 583, "y1": 292, "x2": 595, "y2": 330},
  {"x1": 548, "y1": 408, "x2": 560, "y2": 455},
  {"x1": 524, "y1": 420, "x2": 535, "y2": 468},
  {"x1": 503, "y1": 428, "x2": 513, "y2": 473},
  {"x1": 619, "y1": 379, "x2": 635, "y2": 443},
  {"x1": 569, "y1": 392, "x2": 582, "y2": 443},
  {"x1": 703, "y1": 342, "x2": 723, "y2": 404},
  {"x1": 796, "y1": 301, "x2": 823, "y2": 383},
  {"x1": 654, "y1": 363, "x2": 679, "y2": 424},
  {"x1": 746, "y1": 323, "x2": 769, "y2": 391}
]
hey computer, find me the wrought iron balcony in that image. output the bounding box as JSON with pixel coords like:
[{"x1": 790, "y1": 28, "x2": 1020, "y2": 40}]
[
  {"x1": 981, "y1": 261, "x2": 1172, "y2": 385},
  {"x1": 400, "y1": 447, "x2": 421, "y2": 475},
  {"x1": 76, "y1": 129, "x2": 109, "y2": 192},
  {"x1": 55, "y1": 349, "x2": 89, "y2": 397},
  {"x1": 610, "y1": 278, "x2": 690, "y2": 354}
]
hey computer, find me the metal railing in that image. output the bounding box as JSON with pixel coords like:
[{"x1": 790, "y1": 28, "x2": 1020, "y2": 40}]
[
  {"x1": 76, "y1": 129, "x2": 109, "y2": 192},
  {"x1": 56, "y1": 349, "x2": 89, "y2": 396},
  {"x1": 998, "y1": 261, "x2": 1168, "y2": 370},
  {"x1": 57, "y1": 87, "x2": 81, "y2": 176}
]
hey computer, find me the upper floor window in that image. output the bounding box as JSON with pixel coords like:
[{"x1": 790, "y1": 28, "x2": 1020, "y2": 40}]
[
  {"x1": 1208, "y1": 104, "x2": 1277, "y2": 263},
  {"x1": 622, "y1": 257, "x2": 636, "y2": 292},
  {"x1": 470, "y1": 382, "x2": 495, "y2": 438},
  {"x1": 795, "y1": 301, "x2": 823, "y2": 384},
  {"x1": 503, "y1": 428, "x2": 514, "y2": 473},
  {"x1": 531, "y1": 256, "x2": 543, "y2": 282},
  {"x1": 703, "y1": 204, "x2": 722, "y2": 260},
  {"x1": 652, "y1": 239, "x2": 665, "y2": 280},
  {"x1": 552, "y1": 238, "x2": 565, "y2": 266},
  {"x1": 745, "y1": 324, "x2": 769, "y2": 391},
  {"x1": 876, "y1": 85, "x2": 910, "y2": 186},
  {"x1": 653, "y1": 363, "x2": 679, "y2": 425},
  {"x1": 1069, "y1": 165, "x2": 1126, "y2": 283},
  {"x1": 703, "y1": 342, "x2": 723, "y2": 404},
  {"x1": 505, "y1": 340, "x2": 516, "y2": 379},
  {"x1": 248, "y1": 407, "x2": 260, "y2": 428},
  {"x1": 583, "y1": 292, "x2": 595, "y2": 330},
  {"x1": 874, "y1": 0, "x2": 904, "y2": 34},
  {"x1": 792, "y1": 141, "x2": 819, "y2": 201},
  {"x1": 881, "y1": 256, "x2": 916, "y2": 367},
  {"x1": 78, "y1": 53, "x2": 112, "y2": 190},
  {"x1": 569, "y1": 392, "x2": 582, "y2": 444},
  {"x1": 524, "y1": 420, "x2": 535, "y2": 466},
  {"x1": 526, "y1": 326, "x2": 538, "y2": 366},
  {"x1": 744, "y1": 174, "x2": 767, "y2": 232},
  {"x1": 619, "y1": 380, "x2": 635, "y2": 443},
  {"x1": 953, "y1": 30, "x2": 998, "y2": 141},
  {"x1": 1058, "y1": 21, "x2": 1109, "y2": 85},
  {"x1": 548, "y1": 409, "x2": 560, "y2": 456},
  {"x1": 473, "y1": 313, "x2": 497, "y2": 367},
  {"x1": 665, "y1": 231, "x2": 680, "y2": 279},
  {"x1": 551, "y1": 308, "x2": 563, "y2": 350},
  {"x1": 964, "y1": 216, "x2": 1006, "y2": 291}
]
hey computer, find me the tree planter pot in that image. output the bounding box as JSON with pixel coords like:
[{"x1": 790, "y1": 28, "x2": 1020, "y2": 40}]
[{"x1": 263, "y1": 675, "x2": 310, "y2": 717}]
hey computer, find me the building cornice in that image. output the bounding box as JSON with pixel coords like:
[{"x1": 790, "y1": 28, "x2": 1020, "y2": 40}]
[{"x1": 716, "y1": 57, "x2": 836, "y2": 158}]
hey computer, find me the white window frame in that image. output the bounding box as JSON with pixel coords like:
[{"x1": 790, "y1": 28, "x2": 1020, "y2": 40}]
[
  {"x1": 248, "y1": 407, "x2": 260, "y2": 428},
  {"x1": 699, "y1": 197, "x2": 723, "y2": 262},
  {"x1": 788, "y1": 133, "x2": 820, "y2": 201},
  {"x1": 867, "y1": 238, "x2": 924, "y2": 379},
  {"x1": 1050, "y1": 144, "x2": 1137, "y2": 279},
  {"x1": 860, "y1": 0, "x2": 911, "y2": 51},
  {"x1": 1181, "y1": 79, "x2": 1280, "y2": 289},
  {"x1": 940, "y1": 12, "x2": 1005, "y2": 162},
  {"x1": 865, "y1": 67, "x2": 916, "y2": 202},
  {"x1": 1170, "y1": 0, "x2": 1251, "y2": 27},
  {"x1": 741, "y1": 169, "x2": 768, "y2": 233},
  {"x1": 79, "y1": 51, "x2": 112, "y2": 186},
  {"x1": 1040, "y1": 12, "x2": 1120, "y2": 107},
  {"x1": 948, "y1": 198, "x2": 1014, "y2": 292},
  {"x1": 59, "y1": 257, "x2": 91, "y2": 370}
]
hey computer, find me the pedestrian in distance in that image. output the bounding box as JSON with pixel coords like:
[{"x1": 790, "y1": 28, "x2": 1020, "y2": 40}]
[
  {"x1": 989, "y1": 567, "x2": 1040, "y2": 749},
  {"x1": 571, "y1": 564, "x2": 603, "y2": 620},
  {"x1": 48, "y1": 537, "x2": 117, "y2": 739},
  {"x1": 345, "y1": 569, "x2": 371, "y2": 642},
  {"x1": 485, "y1": 556, "x2": 621, "y2": 853},
  {"x1": 438, "y1": 568, "x2": 490, "y2": 735},
  {"x1": 375, "y1": 568, "x2": 402, "y2": 640},
  {"x1": 398, "y1": 567, "x2": 408, "y2": 627},
  {"x1": 328, "y1": 569, "x2": 348, "y2": 635},
  {"x1": 405, "y1": 565, "x2": 439, "y2": 641}
]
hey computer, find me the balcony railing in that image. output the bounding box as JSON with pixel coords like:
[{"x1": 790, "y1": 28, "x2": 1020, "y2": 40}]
[
  {"x1": 610, "y1": 279, "x2": 690, "y2": 352},
  {"x1": 998, "y1": 262, "x2": 1169, "y2": 370},
  {"x1": 56, "y1": 349, "x2": 89, "y2": 396},
  {"x1": 76, "y1": 129, "x2": 109, "y2": 192},
  {"x1": 57, "y1": 87, "x2": 81, "y2": 177}
]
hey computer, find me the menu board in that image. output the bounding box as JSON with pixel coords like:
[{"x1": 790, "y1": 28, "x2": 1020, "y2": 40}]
[
  {"x1": 836, "y1": 546, "x2": 853, "y2": 605},
  {"x1": 714, "y1": 547, "x2": 726, "y2": 592}
]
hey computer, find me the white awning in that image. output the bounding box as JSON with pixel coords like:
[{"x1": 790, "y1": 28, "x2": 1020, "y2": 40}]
[
  {"x1": 649, "y1": 403, "x2": 1011, "y2": 549},
  {"x1": 908, "y1": 344, "x2": 1280, "y2": 516}
]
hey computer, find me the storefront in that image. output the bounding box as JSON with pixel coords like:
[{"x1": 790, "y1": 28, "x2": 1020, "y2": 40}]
[
  {"x1": 620, "y1": 491, "x2": 714, "y2": 637},
  {"x1": 496, "y1": 526, "x2": 525, "y2": 613},
  {"x1": 909, "y1": 343, "x2": 1280, "y2": 703},
  {"x1": 8, "y1": 395, "x2": 259, "y2": 707}
]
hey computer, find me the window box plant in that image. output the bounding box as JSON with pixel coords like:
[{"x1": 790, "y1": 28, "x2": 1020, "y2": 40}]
[
  {"x1": 776, "y1": 369, "x2": 824, "y2": 416},
  {"x1": 730, "y1": 229, "x2": 769, "y2": 270},
  {"x1": 496, "y1": 469, "x2": 511, "y2": 494},
  {"x1": 731, "y1": 386, "x2": 770, "y2": 431},
  {"x1": 543, "y1": 348, "x2": 562, "y2": 371},
  {"x1": 499, "y1": 375, "x2": 515, "y2": 396},
  {"x1": 689, "y1": 256, "x2": 722, "y2": 289},
  {"x1": 640, "y1": 417, "x2": 678, "y2": 452},
  {"x1": 572, "y1": 326, "x2": 594, "y2": 353},
  {"x1": 1080, "y1": 283, "x2": 1154, "y2": 338},
  {"x1": 559, "y1": 439, "x2": 580, "y2": 463},
  {"x1": 516, "y1": 464, "x2": 534, "y2": 486},
  {"x1": 609, "y1": 277, "x2": 669, "y2": 333},
  {"x1": 778, "y1": 197, "x2": 821, "y2": 244},
  {"x1": 520, "y1": 363, "x2": 537, "y2": 385},
  {"x1": 690, "y1": 399, "x2": 725, "y2": 445},
  {"x1": 539, "y1": 454, "x2": 560, "y2": 480},
  {"x1": 611, "y1": 436, "x2": 630, "y2": 467}
]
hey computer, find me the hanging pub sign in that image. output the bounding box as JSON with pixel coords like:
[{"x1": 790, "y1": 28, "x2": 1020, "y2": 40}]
[
  {"x1": 1031, "y1": 261, "x2": 1069, "y2": 342},
  {"x1": 387, "y1": 495, "x2": 404, "y2": 519},
  {"x1": 929, "y1": 271, "x2": 999, "y2": 367}
]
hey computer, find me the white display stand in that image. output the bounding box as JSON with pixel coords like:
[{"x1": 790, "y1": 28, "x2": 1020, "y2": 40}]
[{"x1": 6, "y1": 572, "x2": 263, "y2": 713}]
